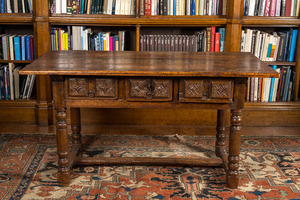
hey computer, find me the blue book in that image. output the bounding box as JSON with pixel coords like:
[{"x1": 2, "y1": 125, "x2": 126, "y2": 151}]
[
  {"x1": 220, "y1": 28, "x2": 225, "y2": 52},
  {"x1": 0, "y1": 0, "x2": 4, "y2": 13},
  {"x1": 25, "y1": 36, "x2": 31, "y2": 60},
  {"x1": 283, "y1": 30, "x2": 289, "y2": 61},
  {"x1": 266, "y1": 43, "x2": 272, "y2": 59},
  {"x1": 268, "y1": 65, "x2": 277, "y2": 102},
  {"x1": 283, "y1": 66, "x2": 291, "y2": 101},
  {"x1": 192, "y1": 0, "x2": 196, "y2": 15},
  {"x1": 173, "y1": 0, "x2": 176, "y2": 15},
  {"x1": 98, "y1": 32, "x2": 102, "y2": 51},
  {"x1": 21, "y1": 36, "x2": 26, "y2": 60},
  {"x1": 81, "y1": 0, "x2": 85, "y2": 14},
  {"x1": 14, "y1": 36, "x2": 21, "y2": 60},
  {"x1": 288, "y1": 29, "x2": 298, "y2": 62}
]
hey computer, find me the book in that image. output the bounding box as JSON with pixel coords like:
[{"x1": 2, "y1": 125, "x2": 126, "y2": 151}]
[
  {"x1": 268, "y1": 65, "x2": 277, "y2": 102},
  {"x1": 288, "y1": 29, "x2": 298, "y2": 61},
  {"x1": 13, "y1": 36, "x2": 21, "y2": 60}
]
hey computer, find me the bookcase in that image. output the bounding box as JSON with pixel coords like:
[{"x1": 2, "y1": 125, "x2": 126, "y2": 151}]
[{"x1": 0, "y1": 0, "x2": 299, "y2": 128}]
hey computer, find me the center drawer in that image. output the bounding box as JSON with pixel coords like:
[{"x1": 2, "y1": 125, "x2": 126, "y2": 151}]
[{"x1": 125, "y1": 78, "x2": 173, "y2": 101}]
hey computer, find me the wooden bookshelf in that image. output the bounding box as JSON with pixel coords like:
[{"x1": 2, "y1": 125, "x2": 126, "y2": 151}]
[{"x1": 0, "y1": 0, "x2": 299, "y2": 128}]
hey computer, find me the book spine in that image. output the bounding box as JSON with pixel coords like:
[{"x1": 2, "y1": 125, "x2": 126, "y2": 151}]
[
  {"x1": 269, "y1": 0, "x2": 276, "y2": 16},
  {"x1": 210, "y1": 26, "x2": 215, "y2": 52},
  {"x1": 275, "y1": 0, "x2": 281, "y2": 16},
  {"x1": 283, "y1": 66, "x2": 291, "y2": 101},
  {"x1": 268, "y1": 65, "x2": 277, "y2": 101},
  {"x1": 21, "y1": 36, "x2": 25, "y2": 60},
  {"x1": 264, "y1": 0, "x2": 271, "y2": 16},
  {"x1": 144, "y1": 0, "x2": 151, "y2": 15},
  {"x1": 25, "y1": 36, "x2": 30, "y2": 60},
  {"x1": 13, "y1": 36, "x2": 21, "y2": 60},
  {"x1": 285, "y1": 0, "x2": 292, "y2": 15},
  {"x1": 288, "y1": 29, "x2": 298, "y2": 61},
  {"x1": 215, "y1": 32, "x2": 220, "y2": 52}
]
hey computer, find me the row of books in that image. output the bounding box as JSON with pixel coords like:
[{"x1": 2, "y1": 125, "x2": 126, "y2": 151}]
[
  {"x1": 247, "y1": 65, "x2": 295, "y2": 102},
  {"x1": 243, "y1": 0, "x2": 300, "y2": 16},
  {"x1": 0, "y1": 63, "x2": 35, "y2": 100},
  {"x1": 141, "y1": 0, "x2": 228, "y2": 16},
  {"x1": 140, "y1": 27, "x2": 226, "y2": 52},
  {"x1": 0, "y1": 34, "x2": 35, "y2": 61},
  {"x1": 240, "y1": 28, "x2": 298, "y2": 62},
  {"x1": 0, "y1": 0, "x2": 33, "y2": 13},
  {"x1": 50, "y1": 0, "x2": 136, "y2": 15},
  {"x1": 51, "y1": 26, "x2": 126, "y2": 51}
]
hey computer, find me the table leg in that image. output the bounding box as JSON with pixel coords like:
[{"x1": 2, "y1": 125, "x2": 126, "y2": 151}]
[
  {"x1": 52, "y1": 76, "x2": 70, "y2": 186},
  {"x1": 216, "y1": 109, "x2": 227, "y2": 157},
  {"x1": 71, "y1": 108, "x2": 82, "y2": 145},
  {"x1": 227, "y1": 109, "x2": 242, "y2": 189}
]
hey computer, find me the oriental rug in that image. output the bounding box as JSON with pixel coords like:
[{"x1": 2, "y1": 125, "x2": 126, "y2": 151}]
[{"x1": 0, "y1": 134, "x2": 300, "y2": 200}]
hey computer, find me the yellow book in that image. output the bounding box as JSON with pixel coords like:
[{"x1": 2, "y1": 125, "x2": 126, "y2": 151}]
[{"x1": 62, "y1": 33, "x2": 68, "y2": 50}]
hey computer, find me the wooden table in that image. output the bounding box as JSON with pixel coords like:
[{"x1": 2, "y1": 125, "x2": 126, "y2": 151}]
[{"x1": 20, "y1": 51, "x2": 279, "y2": 189}]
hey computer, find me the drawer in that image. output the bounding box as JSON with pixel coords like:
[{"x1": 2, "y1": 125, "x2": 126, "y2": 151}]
[
  {"x1": 67, "y1": 77, "x2": 118, "y2": 99},
  {"x1": 179, "y1": 78, "x2": 233, "y2": 103},
  {"x1": 126, "y1": 78, "x2": 173, "y2": 101}
]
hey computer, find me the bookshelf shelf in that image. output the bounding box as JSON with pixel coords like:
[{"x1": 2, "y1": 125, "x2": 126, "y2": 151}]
[
  {"x1": 0, "y1": 99, "x2": 36, "y2": 106},
  {"x1": 0, "y1": 14, "x2": 33, "y2": 24},
  {"x1": 0, "y1": 60, "x2": 32, "y2": 64},
  {"x1": 265, "y1": 61, "x2": 297, "y2": 66},
  {"x1": 243, "y1": 16, "x2": 300, "y2": 26},
  {"x1": 245, "y1": 101, "x2": 300, "y2": 110}
]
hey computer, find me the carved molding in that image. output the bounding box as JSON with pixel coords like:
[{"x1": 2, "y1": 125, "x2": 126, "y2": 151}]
[
  {"x1": 184, "y1": 80, "x2": 203, "y2": 98},
  {"x1": 69, "y1": 78, "x2": 89, "y2": 97},
  {"x1": 211, "y1": 81, "x2": 232, "y2": 99},
  {"x1": 95, "y1": 78, "x2": 116, "y2": 97},
  {"x1": 153, "y1": 79, "x2": 171, "y2": 98}
]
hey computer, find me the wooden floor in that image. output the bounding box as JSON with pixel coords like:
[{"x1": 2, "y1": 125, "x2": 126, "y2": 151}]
[{"x1": 0, "y1": 124, "x2": 299, "y2": 136}]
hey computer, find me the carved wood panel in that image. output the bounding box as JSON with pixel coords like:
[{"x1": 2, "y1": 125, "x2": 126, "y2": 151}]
[
  {"x1": 126, "y1": 78, "x2": 172, "y2": 101},
  {"x1": 68, "y1": 78, "x2": 89, "y2": 97},
  {"x1": 183, "y1": 79, "x2": 203, "y2": 98},
  {"x1": 95, "y1": 78, "x2": 117, "y2": 97},
  {"x1": 210, "y1": 80, "x2": 232, "y2": 99}
]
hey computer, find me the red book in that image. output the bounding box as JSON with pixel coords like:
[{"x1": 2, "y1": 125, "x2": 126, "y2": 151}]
[
  {"x1": 215, "y1": 32, "x2": 220, "y2": 52},
  {"x1": 269, "y1": 0, "x2": 276, "y2": 16},
  {"x1": 210, "y1": 26, "x2": 215, "y2": 52},
  {"x1": 59, "y1": 28, "x2": 62, "y2": 50},
  {"x1": 258, "y1": 78, "x2": 263, "y2": 102},
  {"x1": 109, "y1": 37, "x2": 113, "y2": 51},
  {"x1": 30, "y1": 37, "x2": 34, "y2": 60},
  {"x1": 285, "y1": 0, "x2": 292, "y2": 16},
  {"x1": 144, "y1": 0, "x2": 151, "y2": 16},
  {"x1": 264, "y1": 0, "x2": 271, "y2": 16}
]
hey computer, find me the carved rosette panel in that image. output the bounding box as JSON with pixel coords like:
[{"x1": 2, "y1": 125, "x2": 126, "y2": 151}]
[
  {"x1": 95, "y1": 78, "x2": 116, "y2": 97},
  {"x1": 184, "y1": 80, "x2": 203, "y2": 98},
  {"x1": 68, "y1": 78, "x2": 89, "y2": 97},
  {"x1": 153, "y1": 79, "x2": 171, "y2": 98},
  {"x1": 129, "y1": 79, "x2": 148, "y2": 98},
  {"x1": 211, "y1": 80, "x2": 232, "y2": 99}
]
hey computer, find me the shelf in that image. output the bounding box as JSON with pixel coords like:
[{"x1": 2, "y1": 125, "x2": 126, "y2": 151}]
[
  {"x1": 245, "y1": 101, "x2": 300, "y2": 110},
  {"x1": 242, "y1": 16, "x2": 300, "y2": 26},
  {"x1": 0, "y1": 99, "x2": 36, "y2": 107},
  {"x1": 0, "y1": 13, "x2": 33, "y2": 24},
  {"x1": 0, "y1": 60, "x2": 32, "y2": 64},
  {"x1": 49, "y1": 14, "x2": 227, "y2": 26},
  {"x1": 265, "y1": 61, "x2": 297, "y2": 66}
]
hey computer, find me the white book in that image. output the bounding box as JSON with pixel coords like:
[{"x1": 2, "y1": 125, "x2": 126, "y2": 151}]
[
  {"x1": 291, "y1": 0, "x2": 295, "y2": 16},
  {"x1": 115, "y1": 0, "x2": 121, "y2": 14},
  {"x1": 7, "y1": 0, "x2": 12, "y2": 13},
  {"x1": 259, "y1": 33, "x2": 266, "y2": 60},
  {"x1": 107, "y1": 0, "x2": 113, "y2": 15},
  {"x1": 22, "y1": 75, "x2": 31, "y2": 100},
  {"x1": 170, "y1": 0, "x2": 173, "y2": 15},
  {"x1": 56, "y1": 0, "x2": 62, "y2": 13},
  {"x1": 22, "y1": 0, "x2": 25, "y2": 13},
  {"x1": 8, "y1": 63, "x2": 15, "y2": 100},
  {"x1": 275, "y1": 0, "x2": 281, "y2": 16},
  {"x1": 186, "y1": 0, "x2": 191, "y2": 15},
  {"x1": 120, "y1": 0, "x2": 125, "y2": 14},
  {"x1": 240, "y1": 30, "x2": 245, "y2": 52},
  {"x1": 254, "y1": 77, "x2": 259, "y2": 101},
  {"x1": 263, "y1": 78, "x2": 271, "y2": 102},
  {"x1": 245, "y1": 29, "x2": 252, "y2": 53},
  {"x1": 254, "y1": 30, "x2": 261, "y2": 58},
  {"x1": 9, "y1": 36, "x2": 14, "y2": 60},
  {"x1": 272, "y1": 68, "x2": 281, "y2": 101},
  {"x1": 256, "y1": 32, "x2": 263, "y2": 58},
  {"x1": 296, "y1": 0, "x2": 300, "y2": 16},
  {"x1": 130, "y1": 0, "x2": 135, "y2": 15},
  {"x1": 208, "y1": 0, "x2": 213, "y2": 15},
  {"x1": 199, "y1": 0, "x2": 204, "y2": 15},
  {"x1": 26, "y1": 75, "x2": 36, "y2": 100},
  {"x1": 14, "y1": 0, "x2": 18, "y2": 13},
  {"x1": 248, "y1": 0, "x2": 256, "y2": 16},
  {"x1": 72, "y1": 26, "x2": 77, "y2": 50},
  {"x1": 61, "y1": 0, "x2": 67, "y2": 14}
]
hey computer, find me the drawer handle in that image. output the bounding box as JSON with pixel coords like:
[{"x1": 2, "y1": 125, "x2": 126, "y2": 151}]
[
  {"x1": 146, "y1": 92, "x2": 153, "y2": 100},
  {"x1": 88, "y1": 92, "x2": 95, "y2": 98}
]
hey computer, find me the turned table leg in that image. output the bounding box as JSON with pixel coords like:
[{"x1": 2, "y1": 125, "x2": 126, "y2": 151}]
[
  {"x1": 71, "y1": 108, "x2": 82, "y2": 145},
  {"x1": 216, "y1": 109, "x2": 227, "y2": 157},
  {"x1": 52, "y1": 76, "x2": 71, "y2": 186},
  {"x1": 227, "y1": 109, "x2": 242, "y2": 189}
]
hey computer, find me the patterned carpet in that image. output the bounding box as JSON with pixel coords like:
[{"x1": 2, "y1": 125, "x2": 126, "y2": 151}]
[{"x1": 0, "y1": 134, "x2": 300, "y2": 200}]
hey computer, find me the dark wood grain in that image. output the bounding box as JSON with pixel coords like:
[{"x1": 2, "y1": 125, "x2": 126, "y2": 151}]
[{"x1": 20, "y1": 51, "x2": 279, "y2": 78}]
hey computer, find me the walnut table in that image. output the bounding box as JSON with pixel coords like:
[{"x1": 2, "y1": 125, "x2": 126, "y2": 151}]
[{"x1": 20, "y1": 51, "x2": 279, "y2": 189}]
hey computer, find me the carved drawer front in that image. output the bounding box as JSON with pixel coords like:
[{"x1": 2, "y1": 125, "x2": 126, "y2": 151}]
[
  {"x1": 68, "y1": 78, "x2": 89, "y2": 97},
  {"x1": 179, "y1": 78, "x2": 233, "y2": 102},
  {"x1": 68, "y1": 77, "x2": 118, "y2": 99},
  {"x1": 126, "y1": 78, "x2": 172, "y2": 101}
]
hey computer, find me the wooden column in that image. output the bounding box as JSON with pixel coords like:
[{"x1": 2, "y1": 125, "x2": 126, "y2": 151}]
[
  {"x1": 225, "y1": 0, "x2": 244, "y2": 52},
  {"x1": 33, "y1": 0, "x2": 53, "y2": 126}
]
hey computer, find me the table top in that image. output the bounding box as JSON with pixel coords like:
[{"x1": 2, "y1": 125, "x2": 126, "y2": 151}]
[{"x1": 20, "y1": 51, "x2": 279, "y2": 78}]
